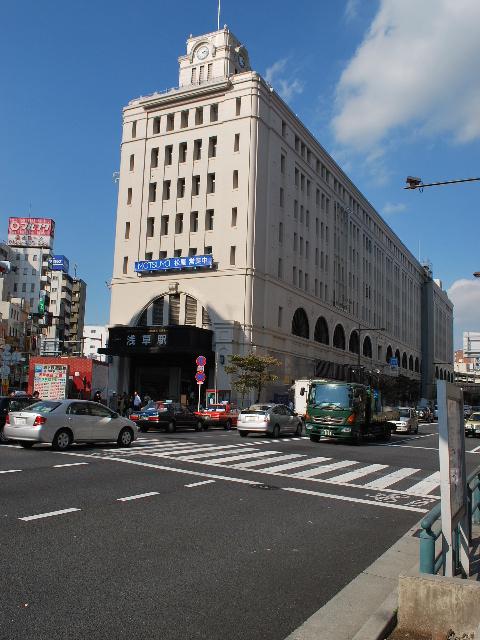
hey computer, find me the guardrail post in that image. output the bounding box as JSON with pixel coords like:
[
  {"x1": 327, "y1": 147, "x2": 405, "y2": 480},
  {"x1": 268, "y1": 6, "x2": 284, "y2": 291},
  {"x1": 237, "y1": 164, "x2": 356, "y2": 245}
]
[{"x1": 420, "y1": 522, "x2": 436, "y2": 574}]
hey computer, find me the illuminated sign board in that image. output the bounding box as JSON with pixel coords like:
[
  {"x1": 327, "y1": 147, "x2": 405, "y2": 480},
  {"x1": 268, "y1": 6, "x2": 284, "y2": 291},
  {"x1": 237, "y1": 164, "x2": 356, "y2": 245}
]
[
  {"x1": 135, "y1": 255, "x2": 213, "y2": 273},
  {"x1": 8, "y1": 217, "x2": 55, "y2": 249},
  {"x1": 52, "y1": 255, "x2": 69, "y2": 274}
]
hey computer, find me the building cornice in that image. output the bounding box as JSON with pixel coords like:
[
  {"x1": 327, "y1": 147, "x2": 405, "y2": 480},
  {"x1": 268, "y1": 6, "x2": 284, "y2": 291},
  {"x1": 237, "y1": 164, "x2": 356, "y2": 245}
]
[{"x1": 136, "y1": 78, "x2": 232, "y2": 112}]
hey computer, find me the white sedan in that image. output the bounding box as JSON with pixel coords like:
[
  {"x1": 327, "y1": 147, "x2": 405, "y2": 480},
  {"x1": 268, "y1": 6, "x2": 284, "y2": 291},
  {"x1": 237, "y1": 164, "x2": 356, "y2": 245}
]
[{"x1": 5, "y1": 399, "x2": 138, "y2": 450}]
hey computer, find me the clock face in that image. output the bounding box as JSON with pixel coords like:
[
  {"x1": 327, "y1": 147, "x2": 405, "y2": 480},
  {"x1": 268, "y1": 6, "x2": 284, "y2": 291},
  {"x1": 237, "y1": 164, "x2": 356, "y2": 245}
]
[
  {"x1": 238, "y1": 54, "x2": 246, "y2": 69},
  {"x1": 197, "y1": 45, "x2": 209, "y2": 60}
]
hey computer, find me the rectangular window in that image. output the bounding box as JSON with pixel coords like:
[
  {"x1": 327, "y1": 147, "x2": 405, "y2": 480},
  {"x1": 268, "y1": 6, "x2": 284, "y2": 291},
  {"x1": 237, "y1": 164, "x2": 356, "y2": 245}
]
[
  {"x1": 282, "y1": 120, "x2": 286, "y2": 137},
  {"x1": 181, "y1": 110, "x2": 189, "y2": 128},
  {"x1": 195, "y1": 107, "x2": 203, "y2": 125},
  {"x1": 151, "y1": 148, "x2": 159, "y2": 169},
  {"x1": 295, "y1": 168, "x2": 299, "y2": 187},
  {"x1": 293, "y1": 266, "x2": 297, "y2": 286},
  {"x1": 234, "y1": 133, "x2": 240, "y2": 153},
  {"x1": 280, "y1": 154, "x2": 285, "y2": 173},
  {"x1": 123, "y1": 257, "x2": 128, "y2": 274},
  {"x1": 278, "y1": 258, "x2": 283, "y2": 278},
  {"x1": 174, "y1": 249, "x2": 182, "y2": 257},
  {"x1": 293, "y1": 233, "x2": 298, "y2": 252},
  {"x1": 166, "y1": 114, "x2": 174, "y2": 131},
  {"x1": 147, "y1": 218, "x2": 154, "y2": 237},
  {"x1": 199, "y1": 65, "x2": 205, "y2": 83},
  {"x1": 278, "y1": 306, "x2": 283, "y2": 327},
  {"x1": 206, "y1": 209, "x2": 214, "y2": 231},
  {"x1": 125, "y1": 222, "x2": 130, "y2": 239},
  {"x1": 230, "y1": 246, "x2": 236, "y2": 266},
  {"x1": 304, "y1": 273, "x2": 309, "y2": 291},
  {"x1": 129, "y1": 154, "x2": 134, "y2": 171},
  {"x1": 163, "y1": 180, "x2": 171, "y2": 200},
  {"x1": 153, "y1": 117, "x2": 161, "y2": 134},
  {"x1": 188, "y1": 248, "x2": 197, "y2": 256},
  {"x1": 294, "y1": 200, "x2": 298, "y2": 219},
  {"x1": 175, "y1": 213, "x2": 184, "y2": 234},
  {"x1": 165, "y1": 145, "x2": 173, "y2": 166},
  {"x1": 179, "y1": 142, "x2": 187, "y2": 163},
  {"x1": 131, "y1": 122, "x2": 137, "y2": 138},
  {"x1": 208, "y1": 136, "x2": 217, "y2": 158},
  {"x1": 207, "y1": 173, "x2": 215, "y2": 194},
  {"x1": 127, "y1": 188, "x2": 132, "y2": 205},
  {"x1": 149, "y1": 182, "x2": 157, "y2": 203},
  {"x1": 207, "y1": 63, "x2": 213, "y2": 81},
  {"x1": 279, "y1": 188, "x2": 284, "y2": 208},
  {"x1": 145, "y1": 252, "x2": 153, "y2": 261},
  {"x1": 279, "y1": 222, "x2": 283, "y2": 243},
  {"x1": 233, "y1": 170, "x2": 239, "y2": 190},
  {"x1": 160, "y1": 251, "x2": 167, "y2": 259},
  {"x1": 192, "y1": 175, "x2": 200, "y2": 196},
  {"x1": 190, "y1": 211, "x2": 199, "y2": 232},
  {"x1": 205, "y1": 245, "x2": 212, "y2": 255},
  {"x1": 231, "y1": 207, "x2": 237, "y2": 227},
  {"x1": 161, "y1": 216, "x2": 169, "y2": 236},
  {"x1": 177, "y1": 178, "x2": 185, "y2": 198},
  {"x1": 210, "y1": 104, "x2": 218, "y2": 122},
  {"x1": 191, "y1": 68, "x2": 197, "y2": 84},
  {"x1": 236, "y1": 97, "x2": 241, "y2": 116},
  {"x1": 194, "y1": 139, "x2": 202, "y2": 160}
]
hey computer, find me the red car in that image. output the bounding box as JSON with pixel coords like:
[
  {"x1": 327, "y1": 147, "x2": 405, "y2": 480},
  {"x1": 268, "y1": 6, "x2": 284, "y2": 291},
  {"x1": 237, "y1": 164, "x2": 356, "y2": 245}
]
[{"x1": 199, "y1": 404, "x2": 240, "y2": 430}]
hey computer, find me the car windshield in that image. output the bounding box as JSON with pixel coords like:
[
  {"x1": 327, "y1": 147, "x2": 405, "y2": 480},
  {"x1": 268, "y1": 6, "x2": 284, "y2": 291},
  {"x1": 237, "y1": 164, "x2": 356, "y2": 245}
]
[
  {"x1": 26, "y1": 401, "x2": 62, "y2": 414},
  {"x1": 308, "y1": 384, "x2": 352, "y2": 408},
  {"x1": 247, "y1": 405, "x2": 272, "y2": 412},
  {"x1": 399, "y1": 409, "x2": 411, "y2": 418},
  {"x1": 469, "y1": 413, "x2": 480, "y2": 421},
  {"x1": 205, "y1": 405, "x2": 226, "y2": 412}
]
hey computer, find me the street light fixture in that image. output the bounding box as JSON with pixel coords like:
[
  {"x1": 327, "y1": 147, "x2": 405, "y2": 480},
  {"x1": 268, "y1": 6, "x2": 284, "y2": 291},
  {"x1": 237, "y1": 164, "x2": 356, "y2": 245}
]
[{"x1": 405, "y1": 176, "x2": 480, "y2": 191}]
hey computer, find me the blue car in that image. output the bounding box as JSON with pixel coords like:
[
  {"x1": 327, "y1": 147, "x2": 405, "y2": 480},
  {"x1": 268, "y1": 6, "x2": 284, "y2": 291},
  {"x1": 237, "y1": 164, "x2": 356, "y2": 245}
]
[{"x1": 130, "y1": 401, "x2": 204, "y2": 433}]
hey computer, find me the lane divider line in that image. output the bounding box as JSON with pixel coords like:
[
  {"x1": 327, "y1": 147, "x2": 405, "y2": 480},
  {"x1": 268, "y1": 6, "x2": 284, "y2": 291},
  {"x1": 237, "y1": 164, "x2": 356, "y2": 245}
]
[
  {"x1": 117, "y1": 492, "x2": 160, "y2": 502},
  {"x1": 0, "y1": 470, "x2": 22, "y2": 474},
  {"x1": 185, "y1": 480, "x2": 216, "y2": 488},
  {"x1": 52, "y1": 463, "x2": 89, "y2": 468},
  {"x1": 19, "y1": 508, "x2": 81, "y2": 521}
]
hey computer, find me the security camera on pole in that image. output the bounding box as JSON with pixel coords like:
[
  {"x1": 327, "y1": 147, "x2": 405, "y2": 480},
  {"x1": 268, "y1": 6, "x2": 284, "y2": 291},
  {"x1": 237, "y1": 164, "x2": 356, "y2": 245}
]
[{"x1": 195, "y1": 356, "x2": 206, "y2": 412}]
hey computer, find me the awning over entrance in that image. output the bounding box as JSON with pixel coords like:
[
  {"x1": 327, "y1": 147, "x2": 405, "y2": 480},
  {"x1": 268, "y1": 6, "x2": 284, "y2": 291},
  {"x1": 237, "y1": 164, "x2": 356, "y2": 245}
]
[{"x1": 99, "y1": 325, "x2": 214, "y2": 357}]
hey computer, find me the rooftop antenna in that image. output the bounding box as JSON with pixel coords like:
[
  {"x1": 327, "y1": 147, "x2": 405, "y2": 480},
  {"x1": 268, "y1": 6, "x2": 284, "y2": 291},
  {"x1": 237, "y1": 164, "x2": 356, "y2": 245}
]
[{"x1": 217, "y1": 0, "x2": 220, "y2": 30}]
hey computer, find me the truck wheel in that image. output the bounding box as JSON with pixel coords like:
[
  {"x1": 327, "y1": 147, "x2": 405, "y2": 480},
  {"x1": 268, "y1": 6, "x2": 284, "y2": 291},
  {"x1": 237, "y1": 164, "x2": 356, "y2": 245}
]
[
  {"x1": 352, "y1": 429, "x2": 362, "y2": 446},
  {"x1": 310, "y1": 434, "x2": 320, "y2": 443},
  {"x1": 166, "y1": 421, "x2": 175, "y2": 433},
  {"x1": 382, "y1": 427, "x2": 391, "y2": 441},
  {"x1": 295, "y1": 422, "x2": 302, "y2": 437}
]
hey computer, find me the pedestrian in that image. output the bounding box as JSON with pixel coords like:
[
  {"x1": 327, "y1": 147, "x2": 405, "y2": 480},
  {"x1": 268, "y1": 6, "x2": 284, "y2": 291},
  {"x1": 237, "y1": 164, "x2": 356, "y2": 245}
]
[
  {"x1": 93, "y1": 391, "x2": 102, "y2": 403},
  {"x1": 33, "y1": 390, "x2": 40, "y2": 400},
  {"x1": 109, "y1": 392, "x2": 117, "y2": 410},
  {"x1": 133, "y1": 391, "x2": 141, "y2": 409},
  {"x1": 288, "y1": 399, "x2": 294, "y2": 411}
]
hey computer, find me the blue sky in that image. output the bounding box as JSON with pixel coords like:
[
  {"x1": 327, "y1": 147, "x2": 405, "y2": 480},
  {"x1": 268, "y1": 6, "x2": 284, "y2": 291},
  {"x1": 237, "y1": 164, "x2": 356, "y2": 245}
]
[{"x1": 2, "y1": 0, "x2": 479, "y2": 350}]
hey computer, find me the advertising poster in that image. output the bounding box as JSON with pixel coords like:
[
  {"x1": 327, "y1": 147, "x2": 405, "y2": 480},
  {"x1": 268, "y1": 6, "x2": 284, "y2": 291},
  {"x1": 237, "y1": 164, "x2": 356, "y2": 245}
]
[
  {"x1": 8, "y1": 218, "x2": 55, "y2": 249},
  {"x1": 34, "y1": 364, "x2": 68, "y2": 399}
]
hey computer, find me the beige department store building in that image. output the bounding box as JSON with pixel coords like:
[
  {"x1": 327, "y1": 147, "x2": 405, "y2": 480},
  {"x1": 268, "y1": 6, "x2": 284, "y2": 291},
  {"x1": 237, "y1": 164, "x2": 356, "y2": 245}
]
[{"x1": 103, "y1": 26, "x2": 453, "y2": 405}]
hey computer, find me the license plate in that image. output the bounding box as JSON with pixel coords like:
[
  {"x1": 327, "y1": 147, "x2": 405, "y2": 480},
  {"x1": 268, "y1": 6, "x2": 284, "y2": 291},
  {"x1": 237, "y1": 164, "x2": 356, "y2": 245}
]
[
  {"x1": 140, "y1": 415, "x2": 148, "y2": 420},
  {"x1": 323, "y1": 429, "x2": 333, "y2": 436},
  {"x1": 16, "y1": 417, "x2": 26, "y2": 425}
]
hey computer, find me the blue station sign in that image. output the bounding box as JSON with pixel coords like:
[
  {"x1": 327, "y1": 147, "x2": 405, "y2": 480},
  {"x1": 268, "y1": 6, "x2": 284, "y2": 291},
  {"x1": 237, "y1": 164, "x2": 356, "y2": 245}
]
[
  {"x1": 52, "y1": 255, "x2": 70, "y2": 274},
  {"x1": 135, "y1": 255, "x2": 213, "y2": 273}
]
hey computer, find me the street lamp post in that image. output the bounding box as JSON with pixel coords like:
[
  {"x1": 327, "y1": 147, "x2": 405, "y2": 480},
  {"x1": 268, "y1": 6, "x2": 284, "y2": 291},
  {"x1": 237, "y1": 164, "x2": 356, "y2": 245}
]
[{"x1": 405, "y1": 176, "x2": 480, "y2": 191}]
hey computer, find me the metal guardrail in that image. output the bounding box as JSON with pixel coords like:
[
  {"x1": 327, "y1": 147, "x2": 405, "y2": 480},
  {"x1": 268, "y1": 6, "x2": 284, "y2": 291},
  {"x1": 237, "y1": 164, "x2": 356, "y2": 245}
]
[{"x1": 420, "y1": 465, "x2": 480, "y2": 575}]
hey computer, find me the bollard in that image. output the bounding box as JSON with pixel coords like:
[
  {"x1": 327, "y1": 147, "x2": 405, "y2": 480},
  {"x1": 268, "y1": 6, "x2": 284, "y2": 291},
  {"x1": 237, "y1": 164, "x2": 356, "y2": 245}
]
[{"x1": 420, "y1": 506, "x2": 440, "y2": 574}]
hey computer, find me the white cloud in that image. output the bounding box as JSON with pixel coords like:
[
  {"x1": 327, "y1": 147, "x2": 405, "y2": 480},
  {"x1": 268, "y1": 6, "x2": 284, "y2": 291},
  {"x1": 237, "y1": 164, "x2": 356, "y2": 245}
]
[
  {"x1": 447, "y1": 279, "x2": 480, "y2": 349},
  {"x1": 381, "y1": 202, "x2": 407, "y2": 216},
  {"x1": 332, "y1": 0, "x2": 480, "y2": 151},
  {"x1": 265, "y1": 57, "x2": 305, "y2": 103}
]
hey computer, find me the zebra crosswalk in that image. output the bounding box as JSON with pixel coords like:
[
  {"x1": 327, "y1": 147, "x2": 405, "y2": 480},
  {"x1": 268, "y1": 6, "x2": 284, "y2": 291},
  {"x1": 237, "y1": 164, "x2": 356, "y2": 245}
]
[{"x1": 92, "y1": 438, "x2": 441, "y2": 498}]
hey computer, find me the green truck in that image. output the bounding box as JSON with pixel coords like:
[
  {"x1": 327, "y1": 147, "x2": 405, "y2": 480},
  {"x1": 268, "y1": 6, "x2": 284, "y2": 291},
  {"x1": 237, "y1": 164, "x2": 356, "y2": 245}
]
[{"x1": 303, "y1": 379, "x2": 399, "y2": 445}]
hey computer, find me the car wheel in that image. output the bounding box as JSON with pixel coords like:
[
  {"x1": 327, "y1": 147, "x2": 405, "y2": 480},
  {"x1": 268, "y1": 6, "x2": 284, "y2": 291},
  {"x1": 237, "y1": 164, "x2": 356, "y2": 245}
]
[
  {"x1": 52, "y1": 429, "x2": 72, "y2": 451},
  {"x1": 415, "y1": 425, "x2": 419, "y2": 434},
  {"x1": 352, "y1": 429, "x2": 362, "y2": 446},
  {"x1": 382, "y1": 426, "x2": 391, "y2": 441},
  {"x1": 118, "y1": 427, "x2": 133, "y2": 447},
  {"x1": 295, "y1": 421, "x2": 303, "y2": 437},
  {"x1": 19, "y1": 441, "x2": 35, "y2": 448},
  {"x1": 272, "y1": 424, "x2": 280, "y2": 438},
  {"x1": 195, "y1": 420, "x2": 203, "y2": 432},
  {"x1": 0, "y1": 427, "x2": 9, "y2": 443},
  {"x1": 139, "y1": 426, "x2": 149, "y2": 433},
  {"x1": 239, "y1": 431, "x2": 248, "y2": 437},
  {"x1": 407, "y1": 425, "x2": 412, "y2": 434},
  {"x1": 310, "y1": 434, "x2": 321, "y2": 443},
  {"x1": 225, "y1": 419, "x2": 232, "y2": 431},
  {"x1": 166, "y1": 421, "x2": 175, "y2": 433}
]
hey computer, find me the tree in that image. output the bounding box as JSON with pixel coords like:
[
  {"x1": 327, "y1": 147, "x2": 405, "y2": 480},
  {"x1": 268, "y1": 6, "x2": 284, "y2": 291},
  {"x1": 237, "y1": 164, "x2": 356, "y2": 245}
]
[{"x1": 224, "y1": 351, "x2": 282, "y2": 405}]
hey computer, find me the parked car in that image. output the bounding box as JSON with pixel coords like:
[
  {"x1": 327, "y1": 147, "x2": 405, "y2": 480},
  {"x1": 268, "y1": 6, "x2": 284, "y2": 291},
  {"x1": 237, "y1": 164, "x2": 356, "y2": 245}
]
[
  {"x1": 389, "y1": 407, "x2": 418, "y2": 434},
  {"x1": 237, "y1": 403, "x2": 303, "y2": 438},
  {"x1": 4, "y1": 399, "x2": 138, "y2": 450},
  {"x1": 0, "y1": 395, "x2": 37, "y2": 443},
  {"x1": 416, "y1": 406, "x2": 432, "y2": 423},
  {"x1": 464, "y1": 405, "x2": 472, "y2": 419},
  {"x1": 130, "y1": 401, "x2": 203, "y2": 432},
  {"x1": 465, "y1": 412, "x2": 480, "y2": 438},
  {"x1": 199, "y1": 403, "x2": 240, "y2": 430}
]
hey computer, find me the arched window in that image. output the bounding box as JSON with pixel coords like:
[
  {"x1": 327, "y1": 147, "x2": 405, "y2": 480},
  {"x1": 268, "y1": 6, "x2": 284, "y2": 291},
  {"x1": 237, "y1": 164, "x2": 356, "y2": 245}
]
[
  {"x1": 409, "y1": 355, "x2": 414, "y2": 371},
  {"x1": 362, "y1": 336, "x2": 372, "y2": 359},
  {"x1": 395, "y1": 349, "x2": 401, "y2": 364},
  {"x1": 349, "y1": 330, "x2": 359, "y2": 354},
  {"x1": 386, "y1": 345, "x2": 393, "y2": 364},
  {"x1": 291, "y1": 308, "x2": 309, "y2": 339},
  {"x1": 415, "y1": 357, "x2": 419, "y2": 373},
  {"x1": 333, "y1": 324, "x2": 346, "y2": 350},
  {"x1": 314, "y1": 316, "x2": 329, "y2": 345},
  {"x1": 402, "y1": 352, "x2": 407, "y2": 369}
]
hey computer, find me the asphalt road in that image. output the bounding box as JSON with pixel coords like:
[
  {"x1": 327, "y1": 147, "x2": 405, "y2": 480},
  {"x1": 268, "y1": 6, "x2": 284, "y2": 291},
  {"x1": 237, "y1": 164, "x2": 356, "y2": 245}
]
[{"x1": 1, "y1": 423, "x2": 479, "y2": 640}]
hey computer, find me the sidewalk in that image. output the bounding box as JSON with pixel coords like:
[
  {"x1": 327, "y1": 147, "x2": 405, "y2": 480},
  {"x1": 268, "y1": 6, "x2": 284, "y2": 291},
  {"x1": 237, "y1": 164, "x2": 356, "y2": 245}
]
[{"x1": 285, "y1": 521, "x2": 480, "y2": 640}]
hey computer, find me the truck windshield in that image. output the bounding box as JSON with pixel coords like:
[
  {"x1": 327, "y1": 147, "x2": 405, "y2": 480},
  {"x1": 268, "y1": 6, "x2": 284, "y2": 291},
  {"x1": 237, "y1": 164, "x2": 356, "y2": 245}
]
[{"x1": 308, "y1": 384, "x2": 352, "y2": 408}]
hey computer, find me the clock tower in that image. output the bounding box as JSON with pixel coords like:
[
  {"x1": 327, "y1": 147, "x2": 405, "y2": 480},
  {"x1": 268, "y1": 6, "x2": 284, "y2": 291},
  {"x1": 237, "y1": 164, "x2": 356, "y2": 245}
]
[{"x1": 178, "y1": 26, "x2": 251, "y2": 87}]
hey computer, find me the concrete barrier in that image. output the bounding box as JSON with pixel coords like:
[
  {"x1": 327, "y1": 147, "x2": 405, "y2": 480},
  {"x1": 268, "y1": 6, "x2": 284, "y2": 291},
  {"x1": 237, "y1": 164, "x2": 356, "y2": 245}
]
[{"x1": 397, "y1": 570, "x2": 480, "y2": 638}]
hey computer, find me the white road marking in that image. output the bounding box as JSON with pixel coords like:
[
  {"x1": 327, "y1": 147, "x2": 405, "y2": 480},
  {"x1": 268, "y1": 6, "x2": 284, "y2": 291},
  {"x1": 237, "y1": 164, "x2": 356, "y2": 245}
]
[
  {"x1": 363, "y1": 468, "x2": 420, "y2": 489},
  {"x1": 0, "y1": 469, "x2": 22, "y2": 474},
  {"x1": 166, "y1": 446, "x2": 251, "y2": 460},
  {"x1": 291, "y1": 460, "x2": 359, "y2": 479},
  {"x1": 233, "y1": 454, "x2": 304, "y2": 469},
  {"x1": 254, "y1": 456, "x2": 331, "y2": 474},
  {"x1": 403, "y1": 471, "x2": 440, "y2": 495},
  {"x1": 52, "y1": 463, "x2": 89, "y2": 468},
  {"x1": 185, "y1": 450, "x2": 282, "y2": 464},
  {"x1": 185, "y1": 480, "x2": 216, "y2": 488},
  {"x1": 19, "y1": 508, "x2": 81, "y2": 521},
  {"x1": 325, "y1": 464, "x2": 388, "y2": 483},
  {"x1": 117, "y1": 492, "x2": 160, "y2": 502},
  {"x1": 470, "y1": 444, "x2": 480, "y2": 453}
]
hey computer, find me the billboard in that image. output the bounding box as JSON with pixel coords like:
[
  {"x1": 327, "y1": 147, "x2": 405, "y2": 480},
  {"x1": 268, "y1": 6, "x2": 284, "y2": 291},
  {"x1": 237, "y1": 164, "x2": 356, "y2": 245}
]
[
  {"x1": 135, "y1": 255, "x2": 213, "y2": 273},
  {"x1": 52, "y1": 255, "x2": 69, "y2": 274},
  {"x1": 34, "y1": 363, "x2": 68, "y2": 399},
  {"x1": 8, "y1": 218, "x2": 55, "y2": 249}
]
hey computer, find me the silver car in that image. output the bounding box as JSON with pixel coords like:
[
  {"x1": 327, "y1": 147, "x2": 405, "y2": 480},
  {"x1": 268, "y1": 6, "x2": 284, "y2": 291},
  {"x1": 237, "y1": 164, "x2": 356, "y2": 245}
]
[
  {"x1": 4, "y1": 399, "x2": 138, "y2": 450},
  {"x1": 237, "y1": 403, "x2": 303, "y2": 438}
]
